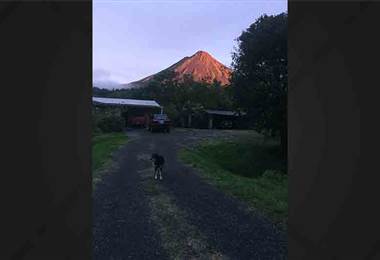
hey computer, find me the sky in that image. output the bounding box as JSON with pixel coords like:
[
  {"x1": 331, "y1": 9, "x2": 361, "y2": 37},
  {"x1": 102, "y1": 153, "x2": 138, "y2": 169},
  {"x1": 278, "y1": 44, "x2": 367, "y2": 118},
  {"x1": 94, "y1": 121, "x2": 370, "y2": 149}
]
[{"x1": 93, "y1": 0, "x2": 287, "y2": 88}]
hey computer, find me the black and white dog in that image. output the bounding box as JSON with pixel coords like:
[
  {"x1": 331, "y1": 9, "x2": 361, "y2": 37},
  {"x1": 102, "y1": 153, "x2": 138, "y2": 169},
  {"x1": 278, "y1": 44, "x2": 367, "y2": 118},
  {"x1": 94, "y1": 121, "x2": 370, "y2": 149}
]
[{"x1": 151, "y1": 153, "x2": 165, "y2": 180}]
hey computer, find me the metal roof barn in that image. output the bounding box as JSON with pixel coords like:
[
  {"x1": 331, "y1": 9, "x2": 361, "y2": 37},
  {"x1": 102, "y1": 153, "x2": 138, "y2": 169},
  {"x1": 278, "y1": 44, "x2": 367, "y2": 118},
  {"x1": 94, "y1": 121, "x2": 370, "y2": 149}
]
[
  {"x1": 205, "y1": 109, "x2": 246, "y2": 116},
  {"x1": 92, "y1": 97, "x2": 161, "y2": 108},
  {"x1": 92, "y1": 97, "x2": 162, "y2": 128}
]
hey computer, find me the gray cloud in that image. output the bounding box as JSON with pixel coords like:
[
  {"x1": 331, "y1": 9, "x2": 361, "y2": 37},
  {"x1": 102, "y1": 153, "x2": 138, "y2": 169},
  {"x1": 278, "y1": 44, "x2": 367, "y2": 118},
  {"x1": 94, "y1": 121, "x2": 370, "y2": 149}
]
[{"x1": 93, "y1": 68, "x2": 128, "y2": 89}]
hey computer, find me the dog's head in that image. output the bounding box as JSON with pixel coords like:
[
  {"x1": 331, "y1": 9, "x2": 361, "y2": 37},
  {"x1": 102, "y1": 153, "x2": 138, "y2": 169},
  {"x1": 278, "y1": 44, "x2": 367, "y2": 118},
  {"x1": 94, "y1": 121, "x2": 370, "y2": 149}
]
[{"x1": 151, "y1": 153, "x2": 158, "y2": 161}]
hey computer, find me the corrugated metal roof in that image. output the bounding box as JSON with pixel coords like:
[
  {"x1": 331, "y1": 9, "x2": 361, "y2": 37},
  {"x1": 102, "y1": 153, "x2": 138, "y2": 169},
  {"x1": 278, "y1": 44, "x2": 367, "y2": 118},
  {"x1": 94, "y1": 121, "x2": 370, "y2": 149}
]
[
  {"x1": 93, "y1": 97, "x2": 161, "y2": 108},
  {"x1": 205, "y1": 109, "x2": 246, "y2": 116}
]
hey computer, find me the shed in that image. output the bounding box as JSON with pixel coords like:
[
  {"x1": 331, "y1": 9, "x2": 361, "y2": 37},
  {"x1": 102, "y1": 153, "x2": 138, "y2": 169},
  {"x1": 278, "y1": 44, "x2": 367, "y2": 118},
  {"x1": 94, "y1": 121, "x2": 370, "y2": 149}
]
[
  {"x1": 183, "y1": 109, "x2": 246, "y2": 129},
  {"x1": 92, "y1": 97, "x2": 162, "y2": 127},
  {"x1": 92, "y1": 97, "x2": 161, "y2": 108},
  {"x1": 204, "y1": 109, "x2": 247, "y2": 129}
]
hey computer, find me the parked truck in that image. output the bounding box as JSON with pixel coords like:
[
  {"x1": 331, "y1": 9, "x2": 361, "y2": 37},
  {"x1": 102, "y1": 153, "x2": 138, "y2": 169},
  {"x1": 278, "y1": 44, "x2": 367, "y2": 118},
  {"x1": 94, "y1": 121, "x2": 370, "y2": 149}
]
[{"x1": 147, "y1": 113, "x2": 171, "y2": 133}]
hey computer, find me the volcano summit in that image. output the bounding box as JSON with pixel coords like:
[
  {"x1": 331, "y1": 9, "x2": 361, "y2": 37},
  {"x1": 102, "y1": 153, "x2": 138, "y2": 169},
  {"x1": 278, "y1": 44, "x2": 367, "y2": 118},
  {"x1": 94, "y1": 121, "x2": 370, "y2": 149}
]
[{"x1": 123, "y1": 51, "x2": 232, "y2": 88}]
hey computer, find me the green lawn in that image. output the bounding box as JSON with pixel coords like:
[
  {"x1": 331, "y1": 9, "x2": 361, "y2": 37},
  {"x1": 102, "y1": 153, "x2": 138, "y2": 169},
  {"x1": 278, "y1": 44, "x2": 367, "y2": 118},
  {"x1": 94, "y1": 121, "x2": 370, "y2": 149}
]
[
  {"x1": 179, "y1": 137, "x2": 287, "y2": 227},
  {"x1": 92, "y1": 132, "x2": 128, "y2": 183}
]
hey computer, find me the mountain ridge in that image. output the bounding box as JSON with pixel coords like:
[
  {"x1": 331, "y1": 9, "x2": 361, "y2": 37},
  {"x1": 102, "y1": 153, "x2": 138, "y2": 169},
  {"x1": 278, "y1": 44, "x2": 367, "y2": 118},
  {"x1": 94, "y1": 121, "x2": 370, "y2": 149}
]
[{"x1": 122, "y1": 50, "x2": 232, "y2": 88}]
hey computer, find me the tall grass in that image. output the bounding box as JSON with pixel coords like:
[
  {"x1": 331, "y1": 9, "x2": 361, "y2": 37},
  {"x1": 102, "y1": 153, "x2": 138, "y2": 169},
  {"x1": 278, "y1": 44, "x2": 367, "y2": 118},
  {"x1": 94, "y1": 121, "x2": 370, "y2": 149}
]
[
  {"x1": 92, "y1": 132, "x2": 128, "y2": 182},
  {"x1": 180, "y1": 138, "x2": 287, "y2": 227}
]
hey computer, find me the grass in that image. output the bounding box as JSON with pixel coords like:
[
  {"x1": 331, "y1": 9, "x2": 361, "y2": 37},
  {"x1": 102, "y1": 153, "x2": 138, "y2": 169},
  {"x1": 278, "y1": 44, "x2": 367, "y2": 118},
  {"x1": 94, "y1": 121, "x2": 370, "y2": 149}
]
[
  {"x1": 179, "y1": 137, "x2": 287, "y2": 227},
  {"x1": 92, "y1": 132, "x2": 128, "y2": 184}
]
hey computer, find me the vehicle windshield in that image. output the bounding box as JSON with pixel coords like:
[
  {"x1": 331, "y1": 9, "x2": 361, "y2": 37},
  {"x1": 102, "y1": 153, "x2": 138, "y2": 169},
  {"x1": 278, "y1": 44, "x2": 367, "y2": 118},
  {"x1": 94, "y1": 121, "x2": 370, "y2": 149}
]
[{"x1": 153, "y1": 114, "x2": 168, "y2": 120}]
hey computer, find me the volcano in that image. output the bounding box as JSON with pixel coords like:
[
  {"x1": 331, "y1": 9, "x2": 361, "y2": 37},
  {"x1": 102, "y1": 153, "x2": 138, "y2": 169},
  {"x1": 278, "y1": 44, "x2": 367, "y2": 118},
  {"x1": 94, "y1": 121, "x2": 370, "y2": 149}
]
[{"x1": 123, "y1": 50, "x2": 232, "y2": 88}]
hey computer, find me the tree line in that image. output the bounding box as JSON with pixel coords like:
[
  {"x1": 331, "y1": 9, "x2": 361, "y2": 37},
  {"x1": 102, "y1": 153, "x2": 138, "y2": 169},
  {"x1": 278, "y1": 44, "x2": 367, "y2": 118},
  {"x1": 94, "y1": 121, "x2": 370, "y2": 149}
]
[{"x1": 94, "y1": 70, "x2": 235, "y2": 127}]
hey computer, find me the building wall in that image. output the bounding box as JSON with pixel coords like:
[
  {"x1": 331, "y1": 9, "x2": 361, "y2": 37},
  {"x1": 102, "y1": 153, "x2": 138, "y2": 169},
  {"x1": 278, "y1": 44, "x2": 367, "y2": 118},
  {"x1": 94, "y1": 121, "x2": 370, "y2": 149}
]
[{"x1": 1, "y1": 2, "x2": 91, "y2": 258}]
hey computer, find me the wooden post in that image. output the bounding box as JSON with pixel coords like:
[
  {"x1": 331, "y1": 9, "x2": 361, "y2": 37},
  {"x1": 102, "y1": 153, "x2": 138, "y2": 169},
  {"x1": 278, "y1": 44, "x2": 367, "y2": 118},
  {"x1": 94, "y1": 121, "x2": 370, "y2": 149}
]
[
  {"x1": 180, "y1": 117, "x2": 185, "y2": 127},
  {"x1": 188, "y1": 113, "x2": 192, "y2": 128},
  {"x1": 208, "y1": 114, "x2": 213, "y2": 129}
]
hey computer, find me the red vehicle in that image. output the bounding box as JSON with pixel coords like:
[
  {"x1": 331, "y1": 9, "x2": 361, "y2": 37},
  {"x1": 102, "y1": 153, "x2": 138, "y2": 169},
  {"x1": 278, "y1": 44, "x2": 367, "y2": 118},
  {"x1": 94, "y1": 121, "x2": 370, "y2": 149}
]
[
  {"x1": 147, "y1": 113, "x2": 171, "y2": 133},
  {"x1": 128, "y1": 116, "x2": 146, "y2": 127}
]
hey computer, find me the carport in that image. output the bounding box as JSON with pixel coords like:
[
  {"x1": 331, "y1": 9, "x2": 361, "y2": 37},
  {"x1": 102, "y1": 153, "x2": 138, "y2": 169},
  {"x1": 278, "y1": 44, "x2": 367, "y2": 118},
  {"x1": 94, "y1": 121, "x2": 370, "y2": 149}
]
[
  {"x1": 184, "y1": 109, "x2": 247, "y2": 129},
  {"x1": 204, "y1": 109, "x2": 246, "y2": 129},
  {"x1": 92, "y1": 97, "x2": 162, "y2": 127}
]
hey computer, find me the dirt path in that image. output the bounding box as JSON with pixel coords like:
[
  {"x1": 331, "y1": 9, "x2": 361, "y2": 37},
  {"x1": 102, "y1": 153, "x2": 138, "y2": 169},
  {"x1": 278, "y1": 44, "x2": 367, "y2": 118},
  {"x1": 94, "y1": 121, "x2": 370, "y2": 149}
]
[{"x1": 93, "y1": 128, "x2": 287, "y2": 259}]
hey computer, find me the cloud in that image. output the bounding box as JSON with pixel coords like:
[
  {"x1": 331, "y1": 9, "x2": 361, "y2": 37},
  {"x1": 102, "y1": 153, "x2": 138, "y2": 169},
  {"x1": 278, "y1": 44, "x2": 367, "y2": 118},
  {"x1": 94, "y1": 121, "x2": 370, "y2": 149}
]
[
  {"x1": 93, "y1": 68, "x2": 129, "y2": 89},
  {"x1": 93, "y1": 79, "x2": 122, "y2": 90}
]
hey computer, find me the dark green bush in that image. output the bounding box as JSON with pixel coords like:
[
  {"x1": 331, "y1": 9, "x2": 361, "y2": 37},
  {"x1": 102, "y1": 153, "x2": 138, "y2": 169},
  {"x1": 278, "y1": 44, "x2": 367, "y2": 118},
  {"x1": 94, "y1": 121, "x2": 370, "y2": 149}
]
[
  {"x1": 92, "y1": 106, "x2": 126, "y2": 133},
  {"x1": 97, "y1": 115, "x2": 125, "y2": 133}
]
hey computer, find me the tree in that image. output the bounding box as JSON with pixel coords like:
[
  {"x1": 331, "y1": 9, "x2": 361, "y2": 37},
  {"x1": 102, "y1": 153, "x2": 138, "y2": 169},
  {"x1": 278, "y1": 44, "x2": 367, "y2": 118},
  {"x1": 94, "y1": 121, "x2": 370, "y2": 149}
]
[{"x1": 232, "y1": 13, "x2": 287, "y2": 157}]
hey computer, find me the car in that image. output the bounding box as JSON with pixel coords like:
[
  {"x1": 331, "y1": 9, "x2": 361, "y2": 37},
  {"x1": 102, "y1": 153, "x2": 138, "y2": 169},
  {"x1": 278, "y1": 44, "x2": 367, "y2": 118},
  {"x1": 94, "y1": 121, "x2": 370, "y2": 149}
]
[
  {"x1": 128, "y1": 116, "x2": 146, "y2": 128},
  {"x1": 219, "y1": 120, "x2": 233, "y2": 129},
  {"x1": 147, "y1": 113, "x2": 171, "y2": 133}
]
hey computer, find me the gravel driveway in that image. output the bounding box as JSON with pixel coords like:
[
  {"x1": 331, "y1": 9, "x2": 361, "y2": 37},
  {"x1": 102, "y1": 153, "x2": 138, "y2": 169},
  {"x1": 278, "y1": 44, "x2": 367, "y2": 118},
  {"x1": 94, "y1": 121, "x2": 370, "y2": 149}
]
[{"x1": 93, "y1": 128, "x2": 287, "y2": 259}]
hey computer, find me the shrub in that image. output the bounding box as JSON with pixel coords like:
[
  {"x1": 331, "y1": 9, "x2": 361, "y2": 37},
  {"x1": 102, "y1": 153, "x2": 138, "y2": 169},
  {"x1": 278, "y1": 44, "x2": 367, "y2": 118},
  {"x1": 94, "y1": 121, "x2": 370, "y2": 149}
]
[{"x1": 97, "y1": 115, "x2": 125, "y2": 133}]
